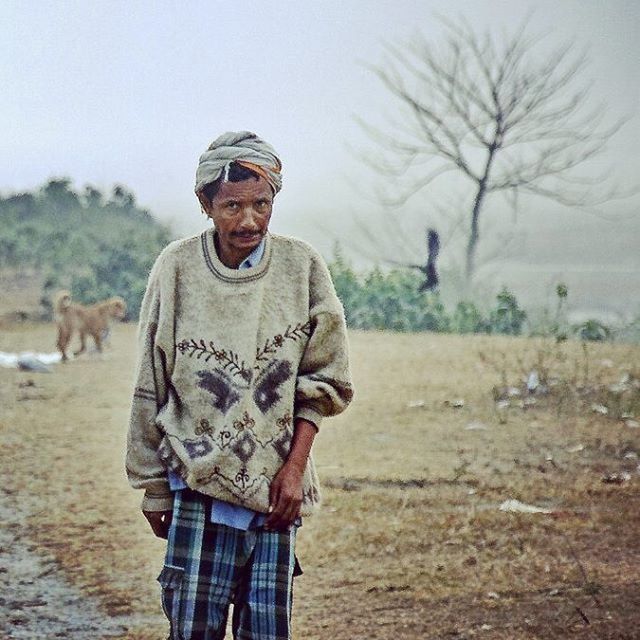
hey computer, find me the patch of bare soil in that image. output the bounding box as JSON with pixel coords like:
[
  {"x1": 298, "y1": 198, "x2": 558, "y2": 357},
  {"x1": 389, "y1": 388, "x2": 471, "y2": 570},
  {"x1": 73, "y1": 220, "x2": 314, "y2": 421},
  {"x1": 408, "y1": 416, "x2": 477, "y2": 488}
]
[{"x1": 0, "y1": 487, "x2": 133, "y2": 639}]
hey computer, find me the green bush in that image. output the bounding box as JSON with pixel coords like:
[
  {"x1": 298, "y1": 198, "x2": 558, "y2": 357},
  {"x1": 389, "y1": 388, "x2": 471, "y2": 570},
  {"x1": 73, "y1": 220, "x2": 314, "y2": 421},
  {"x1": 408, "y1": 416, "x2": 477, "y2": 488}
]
[
  {"x1": 329, "y1": 251, "x2": 451, "y2": 332},
  {"x1": 328, "y1": 250, "x2": 527, "y2": 335},
  {"x1": 451, "y1": 300, "x2": 491, "y2": 334},
  {"x1": 488, "y1": 287, "x2": 527, "y2": 336},
  {"x1": 574, "y1": 319, "x2": 611, "y2": 342}
]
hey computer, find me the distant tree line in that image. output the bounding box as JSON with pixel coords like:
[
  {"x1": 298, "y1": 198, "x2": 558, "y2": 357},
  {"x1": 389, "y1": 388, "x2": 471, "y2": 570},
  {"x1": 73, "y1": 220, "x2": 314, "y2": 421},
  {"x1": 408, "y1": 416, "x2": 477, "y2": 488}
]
[
  {"x1": 0, "y1": 178, "x2": 172, "y2": 318},
  {"x1": 0, "y1": 179, "x2": 634, "y2": 342}
]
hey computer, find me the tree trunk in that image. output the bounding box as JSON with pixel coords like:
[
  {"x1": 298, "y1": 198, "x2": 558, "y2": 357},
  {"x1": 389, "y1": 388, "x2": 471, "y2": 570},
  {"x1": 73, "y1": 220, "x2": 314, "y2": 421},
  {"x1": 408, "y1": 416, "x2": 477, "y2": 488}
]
[
  {"x1": 464, "y1": 147, "x2": 497, "y2": 285},
  {"x1": 465, "y1": 182, "x2": 486, "y2": 284}
]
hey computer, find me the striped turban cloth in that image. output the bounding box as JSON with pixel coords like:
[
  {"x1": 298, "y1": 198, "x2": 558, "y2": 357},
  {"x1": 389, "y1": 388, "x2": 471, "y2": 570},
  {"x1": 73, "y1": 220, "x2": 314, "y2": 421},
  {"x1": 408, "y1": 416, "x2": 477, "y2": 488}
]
[{"x1": 195, "y1": 131, "x2": 283, "y2": 195}]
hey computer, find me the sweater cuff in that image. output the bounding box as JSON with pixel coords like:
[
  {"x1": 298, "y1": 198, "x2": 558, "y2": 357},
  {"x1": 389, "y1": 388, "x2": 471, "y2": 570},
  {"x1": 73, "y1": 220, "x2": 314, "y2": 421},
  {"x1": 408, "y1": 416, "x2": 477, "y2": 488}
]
[
  {"x1": 141, "y1": 487, "x2": 174, "y2": 512},
  {"x1": 294, "y1": 405, "x2": 324, "y2": 431}
]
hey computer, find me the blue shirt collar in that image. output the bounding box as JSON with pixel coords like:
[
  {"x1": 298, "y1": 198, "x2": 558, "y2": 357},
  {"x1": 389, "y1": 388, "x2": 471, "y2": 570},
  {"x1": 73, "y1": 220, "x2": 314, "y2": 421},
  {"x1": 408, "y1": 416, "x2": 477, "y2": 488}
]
[{"x1": 238, "y1": 238, "x2": 266, "y2": 270}]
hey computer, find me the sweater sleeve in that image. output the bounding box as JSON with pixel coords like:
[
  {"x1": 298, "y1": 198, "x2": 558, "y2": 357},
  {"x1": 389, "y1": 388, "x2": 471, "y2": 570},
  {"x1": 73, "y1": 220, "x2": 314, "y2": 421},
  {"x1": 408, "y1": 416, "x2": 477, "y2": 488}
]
[
  {"x1": 294, "y1": 251, "x2": 354, "y2": 430},
  {"x1": 125, "y1": 253, "x2": 175, "y2": 512}
]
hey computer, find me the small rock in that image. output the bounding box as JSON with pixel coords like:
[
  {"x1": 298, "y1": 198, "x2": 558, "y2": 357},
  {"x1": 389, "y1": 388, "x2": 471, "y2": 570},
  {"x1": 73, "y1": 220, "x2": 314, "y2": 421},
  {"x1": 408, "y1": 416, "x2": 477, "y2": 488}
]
[
  {"x1": 601, "y1": 472, "x2": 631, "y2": 485},
  {"x1": 591, "y1": 404, "x2": 609, "y2": 415},
  {"x1": 499, "y1": 499, "x2": 554, "y2": 514}
]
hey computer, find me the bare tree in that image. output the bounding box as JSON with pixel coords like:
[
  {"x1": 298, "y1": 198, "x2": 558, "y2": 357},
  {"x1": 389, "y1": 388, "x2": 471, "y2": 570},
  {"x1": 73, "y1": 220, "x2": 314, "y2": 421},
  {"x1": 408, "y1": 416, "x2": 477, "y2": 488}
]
[{"x1": 358, "y1": 17, "x2": 629, "y2": 289}]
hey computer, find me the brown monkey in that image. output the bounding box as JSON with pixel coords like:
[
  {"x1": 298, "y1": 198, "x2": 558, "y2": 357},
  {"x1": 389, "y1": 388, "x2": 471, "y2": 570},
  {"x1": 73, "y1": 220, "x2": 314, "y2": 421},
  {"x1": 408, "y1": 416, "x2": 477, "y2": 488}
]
[{"x1": 54, "y1": 290, "x2": 127, "y2": 361}]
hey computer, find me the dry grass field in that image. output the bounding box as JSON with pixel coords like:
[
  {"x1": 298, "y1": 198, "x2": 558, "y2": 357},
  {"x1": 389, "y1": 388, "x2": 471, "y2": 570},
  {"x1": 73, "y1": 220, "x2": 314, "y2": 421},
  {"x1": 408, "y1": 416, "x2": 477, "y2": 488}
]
[{"x1": 1, "y1": 322, "x2": 639, "y2": 639}]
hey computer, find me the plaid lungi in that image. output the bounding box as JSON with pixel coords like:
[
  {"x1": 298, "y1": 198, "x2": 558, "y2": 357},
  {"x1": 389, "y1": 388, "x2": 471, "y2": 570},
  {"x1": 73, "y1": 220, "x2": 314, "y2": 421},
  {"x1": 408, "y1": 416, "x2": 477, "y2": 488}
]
[{"x1": 158, "y1": 488, "x2": 298, "y2": 640}]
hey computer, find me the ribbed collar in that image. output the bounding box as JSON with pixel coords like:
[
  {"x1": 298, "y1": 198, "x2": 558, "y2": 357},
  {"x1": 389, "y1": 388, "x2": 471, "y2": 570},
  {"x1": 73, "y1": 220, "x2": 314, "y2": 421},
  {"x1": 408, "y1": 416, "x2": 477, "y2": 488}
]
[{"x1": 200, "y1": 227, "x2": 272, "y2": 282}]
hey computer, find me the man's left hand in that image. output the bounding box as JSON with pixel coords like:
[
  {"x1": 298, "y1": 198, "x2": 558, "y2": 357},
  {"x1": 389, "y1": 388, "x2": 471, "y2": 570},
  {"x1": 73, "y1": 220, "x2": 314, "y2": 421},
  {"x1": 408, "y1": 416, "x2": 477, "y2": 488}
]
[{"x1": 265, "y1": 461, "x2": 304, "y2": 530}]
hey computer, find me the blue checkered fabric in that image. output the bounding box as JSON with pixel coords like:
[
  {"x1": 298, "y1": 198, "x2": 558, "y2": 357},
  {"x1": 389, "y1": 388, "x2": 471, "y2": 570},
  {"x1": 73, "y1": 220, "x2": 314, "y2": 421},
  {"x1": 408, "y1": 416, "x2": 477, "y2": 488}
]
[{"x1": 158, "y1": 488, "x2": 297, "y2": 640}]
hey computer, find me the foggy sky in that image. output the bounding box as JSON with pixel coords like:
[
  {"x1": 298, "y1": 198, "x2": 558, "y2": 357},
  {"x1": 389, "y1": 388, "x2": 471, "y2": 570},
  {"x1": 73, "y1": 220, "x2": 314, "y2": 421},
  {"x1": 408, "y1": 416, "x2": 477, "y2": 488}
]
[{"x1": 2, "y1": 0, "x2": 639, "y2": 316}]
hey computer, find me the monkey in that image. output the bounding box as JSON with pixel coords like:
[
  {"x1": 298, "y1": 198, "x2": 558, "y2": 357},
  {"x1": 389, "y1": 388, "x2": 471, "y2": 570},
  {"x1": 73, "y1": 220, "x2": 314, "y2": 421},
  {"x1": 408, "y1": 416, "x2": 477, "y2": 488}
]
[{"x1": 54, "y1": 290, "x2": 127, "y2": 361}]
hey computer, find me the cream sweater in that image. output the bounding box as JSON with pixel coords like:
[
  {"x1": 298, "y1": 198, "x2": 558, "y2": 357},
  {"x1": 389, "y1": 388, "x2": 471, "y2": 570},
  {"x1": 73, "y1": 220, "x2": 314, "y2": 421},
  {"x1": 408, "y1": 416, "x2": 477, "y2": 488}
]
[{"x1": 125, "y1": 229, "x2": 353, "y2": 515}]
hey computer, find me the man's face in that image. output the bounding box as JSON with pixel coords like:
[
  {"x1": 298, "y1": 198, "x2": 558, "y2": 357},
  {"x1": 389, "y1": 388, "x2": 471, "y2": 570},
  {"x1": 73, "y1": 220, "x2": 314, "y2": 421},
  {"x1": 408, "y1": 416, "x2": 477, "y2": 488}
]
[{"x1": 199, "y1": 176, "x2": 274, "y2": 266}]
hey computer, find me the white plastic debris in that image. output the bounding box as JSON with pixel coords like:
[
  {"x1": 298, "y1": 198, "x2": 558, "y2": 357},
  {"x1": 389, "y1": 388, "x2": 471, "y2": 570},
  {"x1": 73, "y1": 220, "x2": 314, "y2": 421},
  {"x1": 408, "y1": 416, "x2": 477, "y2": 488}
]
[
  {"x1": 407, "y1": 400, "x2": 425, "y2": 409},
  {"x1": 465, "y1": 420, "x2": 488, "y2": 430},
  {"x1": 566, "y1": 444, "x2": 585, "y2": 453},
  {"x1": 17, "y1": 356, "x2": 52, "y2": 373},
  {"x1": 591, "y1": 403, "x2": 609, "y2": 415},
  {"x1": 624, "y1": 452, "x2": 638, "y2": 459},
  {"x1": 487, "y1": 592, "x2": 500, "y2": 600},
  {"x1": 0, "y1": 351, "x2": 62, "y2": 370},
  {"x1": 444, "y1": 398, "x2": 465, "y2": 408},
  {"x1": 495, "y1": 399, "x2": 510, "y2": 410},
  {"x1": 527, "y1": 370, "x2": 539, "y2": 392},
  {"x1": 625, "y1": 419, "x2": 639, "y2": 429},
  {"x1": 498, "y1": 499, "x2": 553, "y2": 514}
]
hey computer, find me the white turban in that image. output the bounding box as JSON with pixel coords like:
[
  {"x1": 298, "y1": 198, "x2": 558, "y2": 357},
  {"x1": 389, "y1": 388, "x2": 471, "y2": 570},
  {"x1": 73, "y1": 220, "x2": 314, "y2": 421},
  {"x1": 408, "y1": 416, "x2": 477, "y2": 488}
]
[{"x1": 195, "y1": 131, "x2": 282, "y2": 195}]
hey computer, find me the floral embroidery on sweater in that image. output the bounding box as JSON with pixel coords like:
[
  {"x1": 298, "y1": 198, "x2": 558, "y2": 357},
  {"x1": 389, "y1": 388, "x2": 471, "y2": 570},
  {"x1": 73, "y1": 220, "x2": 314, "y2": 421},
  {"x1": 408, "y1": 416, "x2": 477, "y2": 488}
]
[
  {"x1": 177, "y1": 338, "x2": 252, "y2": 382},
  {"x1": 255, "y1": 321, "x2": 312, "y2": 367}
]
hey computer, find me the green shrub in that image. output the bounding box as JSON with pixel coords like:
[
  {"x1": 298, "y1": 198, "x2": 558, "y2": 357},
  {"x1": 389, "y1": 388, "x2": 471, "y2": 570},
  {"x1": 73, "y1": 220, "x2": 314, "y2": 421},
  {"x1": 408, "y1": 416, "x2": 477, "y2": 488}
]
[
  {"x1": 451, "y1": 300, "x2": 491, "y2": 334},
  {"x1": 488, "y1": 287, "x2": 527, "y2": 335},
  {"x1": 574, "y1": 319, "x2": 611, "y2": 342}
]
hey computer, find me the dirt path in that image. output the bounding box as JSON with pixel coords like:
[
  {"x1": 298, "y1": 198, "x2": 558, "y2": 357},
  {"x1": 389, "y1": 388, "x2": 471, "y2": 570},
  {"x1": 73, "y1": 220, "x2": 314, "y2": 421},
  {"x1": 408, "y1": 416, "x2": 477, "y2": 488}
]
[{"x1": 0, "y1": 487, "x2": 136, "y2": 639}]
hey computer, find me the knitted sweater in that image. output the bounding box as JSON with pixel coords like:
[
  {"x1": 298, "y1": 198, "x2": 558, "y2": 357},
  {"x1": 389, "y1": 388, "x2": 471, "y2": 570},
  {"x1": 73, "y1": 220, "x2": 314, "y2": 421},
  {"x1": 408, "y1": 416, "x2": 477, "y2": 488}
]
[{"x1": 125, "y1": 229, "x2": 353, "y2": 516}]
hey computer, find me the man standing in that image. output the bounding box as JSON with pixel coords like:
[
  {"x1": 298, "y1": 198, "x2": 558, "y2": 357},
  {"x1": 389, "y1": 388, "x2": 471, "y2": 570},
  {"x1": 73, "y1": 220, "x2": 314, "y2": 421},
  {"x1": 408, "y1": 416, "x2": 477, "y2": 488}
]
[{"x1": 126, "y1": 131, "x2": 353, "y2": 639}]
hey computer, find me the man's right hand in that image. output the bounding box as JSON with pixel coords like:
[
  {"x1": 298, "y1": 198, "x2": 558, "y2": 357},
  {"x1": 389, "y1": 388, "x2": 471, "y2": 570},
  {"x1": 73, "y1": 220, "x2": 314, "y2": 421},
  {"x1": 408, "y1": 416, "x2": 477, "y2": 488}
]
[{"x1": 143, "y1": 509, "x2": 173, "y2": 539}]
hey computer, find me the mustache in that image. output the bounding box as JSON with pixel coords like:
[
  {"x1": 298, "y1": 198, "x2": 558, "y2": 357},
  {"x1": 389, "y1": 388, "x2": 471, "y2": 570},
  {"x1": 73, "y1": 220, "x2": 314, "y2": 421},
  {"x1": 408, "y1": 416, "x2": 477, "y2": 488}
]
[{"x1": 231, "y1": 231, "x2": 264, "y2": 238}]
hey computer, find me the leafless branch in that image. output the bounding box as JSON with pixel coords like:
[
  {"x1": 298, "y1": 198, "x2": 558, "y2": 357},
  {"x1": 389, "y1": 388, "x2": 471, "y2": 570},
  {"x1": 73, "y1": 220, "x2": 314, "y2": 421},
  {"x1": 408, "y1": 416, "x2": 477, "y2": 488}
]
[{"x1": 354, "y1": 15, "x2": 636, "y2": 283}]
